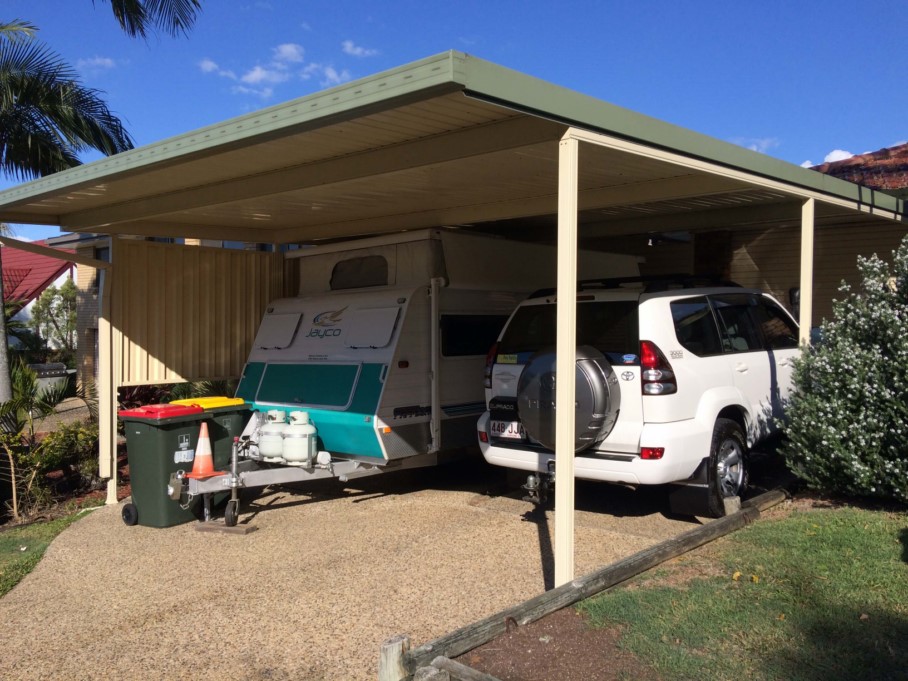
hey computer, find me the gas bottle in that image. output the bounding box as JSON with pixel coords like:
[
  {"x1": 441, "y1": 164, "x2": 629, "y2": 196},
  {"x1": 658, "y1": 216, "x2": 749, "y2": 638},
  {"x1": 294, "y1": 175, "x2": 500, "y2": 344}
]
[
  {"x1": 258, "y1": 410, "x2": 287, "y2": 462},
  {"x1": 283, "y1": 411, "x2": 317, "y2": 467}
]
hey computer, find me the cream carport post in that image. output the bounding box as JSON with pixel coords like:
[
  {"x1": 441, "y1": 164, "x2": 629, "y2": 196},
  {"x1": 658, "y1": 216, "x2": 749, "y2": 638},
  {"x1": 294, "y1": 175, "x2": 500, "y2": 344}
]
[
  {"x1": 554, "y1": 133, "x2": 580, "y2": 586},
  {"x1": 799, "y1": 198, "x2": 816, "y2": 344}
]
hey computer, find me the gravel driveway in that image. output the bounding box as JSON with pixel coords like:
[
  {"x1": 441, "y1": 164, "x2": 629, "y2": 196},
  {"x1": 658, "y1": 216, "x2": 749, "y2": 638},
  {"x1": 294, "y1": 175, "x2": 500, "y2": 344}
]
[{"x1": 0, "y1": 458, "x2": 694, "y2": 680}]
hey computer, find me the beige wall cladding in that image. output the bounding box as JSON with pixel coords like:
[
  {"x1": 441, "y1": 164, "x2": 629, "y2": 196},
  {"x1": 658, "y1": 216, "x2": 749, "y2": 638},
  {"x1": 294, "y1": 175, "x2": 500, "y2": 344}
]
[
  {"x1": 75, "y1": 244, "x2": 101, "y2": 384},
  {"x1": 111, "y1": 239, "x2": 283, "y2": 386},
  {"x1": 731, "y1": 223, "x2": 908, "y2": 324}
]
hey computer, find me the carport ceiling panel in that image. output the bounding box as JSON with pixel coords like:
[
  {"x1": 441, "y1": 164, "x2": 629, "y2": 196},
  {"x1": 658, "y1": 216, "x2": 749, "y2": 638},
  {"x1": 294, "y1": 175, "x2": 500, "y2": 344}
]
[
  {"x1": 139, "y1": 138, "x2": 717, "y2": 230},
  {"x1": 140, "y1": 143, "x2": 761, "y2": 240},
  {"x1": 159, "y1": 145, "x2": 568, "y2": 230},
  {"x1": 62, "y1": 112, "x2": 567, "y2": 233},
  {"x1": 2, "y1": 93, "x2": 517, "y2": 225}
]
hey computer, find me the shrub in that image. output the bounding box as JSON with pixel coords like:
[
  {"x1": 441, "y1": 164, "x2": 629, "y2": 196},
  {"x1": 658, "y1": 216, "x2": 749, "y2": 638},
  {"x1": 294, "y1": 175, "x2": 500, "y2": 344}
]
[
  {"x1": 781, "y1": 237, "x2": 908, "y2": 503},
  {"x1": 39, "y1": 421, "x2": 100, "y2": 487}
]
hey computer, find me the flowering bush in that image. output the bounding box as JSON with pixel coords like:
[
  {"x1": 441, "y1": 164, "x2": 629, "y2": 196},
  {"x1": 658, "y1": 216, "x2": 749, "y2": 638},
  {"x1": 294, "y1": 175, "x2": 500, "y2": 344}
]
[{"x1": 782, "y1": 237, "x2": 908, "y2": 503}]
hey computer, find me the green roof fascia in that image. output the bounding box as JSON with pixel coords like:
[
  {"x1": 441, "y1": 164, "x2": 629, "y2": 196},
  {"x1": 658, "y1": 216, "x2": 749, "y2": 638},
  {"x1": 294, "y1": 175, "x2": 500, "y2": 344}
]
[
  {"x1": 0, "y1": 51, "x2": 469, "y2": 211},
  {"x1": 456, "y1": 53, "x2": 905, "y2": 218}
]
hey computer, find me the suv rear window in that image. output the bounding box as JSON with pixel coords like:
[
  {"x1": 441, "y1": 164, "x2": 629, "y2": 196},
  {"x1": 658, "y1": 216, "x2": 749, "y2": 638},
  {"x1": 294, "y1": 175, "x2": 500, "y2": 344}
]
[
  {"x1": 671, "y1": 297, "x2": 723, "y2": 355},
  {"x1": 498, "y1": 301, "x2": 639, "y2": 364}
]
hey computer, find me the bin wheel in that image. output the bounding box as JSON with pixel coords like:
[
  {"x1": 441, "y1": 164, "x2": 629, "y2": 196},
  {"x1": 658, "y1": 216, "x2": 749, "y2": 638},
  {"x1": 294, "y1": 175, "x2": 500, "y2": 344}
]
[
  {"x1": 122, "y1": 503, "x2": 138, "y2": 526},
  {"x1": 224, "y1": 500, "x2": 239, "y2": 527}
]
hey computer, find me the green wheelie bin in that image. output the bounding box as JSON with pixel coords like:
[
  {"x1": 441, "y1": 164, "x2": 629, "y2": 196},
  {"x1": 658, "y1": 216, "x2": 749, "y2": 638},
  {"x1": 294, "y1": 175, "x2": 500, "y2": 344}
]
[{"x1": 118, "y1": 403, "x2": 217, "y2": 527}]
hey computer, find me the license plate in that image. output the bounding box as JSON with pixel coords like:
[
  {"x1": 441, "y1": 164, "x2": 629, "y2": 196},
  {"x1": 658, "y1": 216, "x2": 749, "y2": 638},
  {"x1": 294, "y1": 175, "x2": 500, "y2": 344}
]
[{"x1": 490, "y1": 420, "x2": 526, "y2": 440}]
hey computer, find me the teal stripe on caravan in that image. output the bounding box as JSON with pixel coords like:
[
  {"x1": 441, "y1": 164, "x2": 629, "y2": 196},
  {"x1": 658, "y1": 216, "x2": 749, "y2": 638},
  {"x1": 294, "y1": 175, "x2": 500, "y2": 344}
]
[{"x1": 250, "y1": 363, "x2": 386, "y2": 458}]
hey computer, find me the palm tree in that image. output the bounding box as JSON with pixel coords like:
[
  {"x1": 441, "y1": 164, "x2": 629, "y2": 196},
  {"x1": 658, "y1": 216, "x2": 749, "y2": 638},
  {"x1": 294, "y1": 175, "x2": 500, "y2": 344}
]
[
  {"x1": 1, "y1": 2, "x2": 203, "y2": 179},
  {"x1": 0, "y1": 22, "x2": 134, "y2": 181},
  {"x1": 0, "y1": 4, "x2": 202, "y2": 404},
  {"x1": 101, "y1": 0, "x2": 202, "y2": 39}
]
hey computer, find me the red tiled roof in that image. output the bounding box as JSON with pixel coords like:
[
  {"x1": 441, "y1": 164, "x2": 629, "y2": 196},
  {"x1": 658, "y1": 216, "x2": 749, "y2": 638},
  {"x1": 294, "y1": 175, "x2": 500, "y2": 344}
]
[
  {"x1": 811, "y1": 142, "x2": 908, "y2": 191},
  {"x1": 2, "y1": 240, "x2": 75, "y2": 312}
]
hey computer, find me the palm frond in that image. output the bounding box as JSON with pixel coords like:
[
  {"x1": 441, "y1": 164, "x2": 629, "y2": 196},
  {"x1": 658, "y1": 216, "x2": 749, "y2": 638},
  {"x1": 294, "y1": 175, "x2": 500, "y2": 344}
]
[
  {"x1": 0, "y1": 20, "x2": 38, "y2": 44},
  {"x1": 76, "y1": 380, "x2": 99, "y2": 423},
  {"x1": 98, "y1": 0, "x2": 202, "y2": 39},
  {"x1": 0, "y1": 38, "x2": 134, "y2": 180}
]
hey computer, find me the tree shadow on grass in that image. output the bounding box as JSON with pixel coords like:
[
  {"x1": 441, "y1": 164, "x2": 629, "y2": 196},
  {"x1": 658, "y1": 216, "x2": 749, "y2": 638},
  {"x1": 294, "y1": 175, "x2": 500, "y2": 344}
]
[{"x1": 770, "y1": 609, "x2": 908, "y2": 681}]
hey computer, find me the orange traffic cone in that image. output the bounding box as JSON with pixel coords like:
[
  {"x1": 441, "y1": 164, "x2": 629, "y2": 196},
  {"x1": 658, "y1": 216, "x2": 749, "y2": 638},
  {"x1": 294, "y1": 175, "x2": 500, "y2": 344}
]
[{"x1": 184, "y1": 422, "x2": 225, "y2": 479}]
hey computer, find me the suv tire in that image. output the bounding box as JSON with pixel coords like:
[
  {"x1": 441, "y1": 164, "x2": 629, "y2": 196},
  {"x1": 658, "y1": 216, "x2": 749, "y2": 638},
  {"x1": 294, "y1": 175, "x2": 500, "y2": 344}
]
[
  {"x1": 516, "y1": 345, "x2": 620, "y2": 452},
  {"x1": 707, "y1": 418, "x2": 748, "y2": 517}
]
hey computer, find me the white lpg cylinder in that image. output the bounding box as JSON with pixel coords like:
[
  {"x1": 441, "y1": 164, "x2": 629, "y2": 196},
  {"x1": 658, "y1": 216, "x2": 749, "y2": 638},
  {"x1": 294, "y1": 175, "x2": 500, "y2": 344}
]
[
  {"x1": 259, "y1": 410, "x2": 287, "y2": 462},
  {"x1": 283, "y1": 411, "x2": 317, "y2": 467}
]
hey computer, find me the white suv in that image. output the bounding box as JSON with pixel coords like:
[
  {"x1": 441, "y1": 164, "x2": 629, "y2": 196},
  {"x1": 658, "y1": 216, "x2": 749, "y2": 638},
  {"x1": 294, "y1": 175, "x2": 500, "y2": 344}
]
[{"x1": 477, "y1": 277, "x2": 800, "y2": 516}]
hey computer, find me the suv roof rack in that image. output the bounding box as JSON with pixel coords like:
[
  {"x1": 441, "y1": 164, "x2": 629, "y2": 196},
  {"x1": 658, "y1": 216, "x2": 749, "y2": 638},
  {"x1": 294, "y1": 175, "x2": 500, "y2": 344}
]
[{"x1": 529, "y1": 274, "x2": 743, "y2": 299}]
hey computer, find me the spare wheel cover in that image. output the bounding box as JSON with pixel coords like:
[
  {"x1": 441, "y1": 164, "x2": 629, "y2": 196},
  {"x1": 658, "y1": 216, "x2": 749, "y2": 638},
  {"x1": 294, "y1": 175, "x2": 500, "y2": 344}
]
[{"x1": 516, "y1": 345, "x2": 620, "y2": 452}]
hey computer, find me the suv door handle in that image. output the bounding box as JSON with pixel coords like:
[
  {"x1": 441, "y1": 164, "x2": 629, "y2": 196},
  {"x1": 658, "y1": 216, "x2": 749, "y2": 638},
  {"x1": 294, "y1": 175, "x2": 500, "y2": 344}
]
[{"x1": 735, "y1": 362, "x2": 748, "y2": 373}]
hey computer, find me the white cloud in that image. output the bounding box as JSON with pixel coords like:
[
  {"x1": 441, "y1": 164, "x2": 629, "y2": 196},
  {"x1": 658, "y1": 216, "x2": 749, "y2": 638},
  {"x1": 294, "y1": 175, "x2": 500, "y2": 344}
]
[
  {"x1": 77, "y1": 56, "x2": 116, "y2": 70},
  {"x1": 272, "y1": 43, "x2": 304, "y2": 64},
  {"x1": 731, "y1": 137, "x2": 780, "y2": 155},
  {"x1": 321, "y1": 65, "x2": 351, "y2": 85},
  {"x1": 231, "y1": 84, "x2": 274, "y2": 99},
  {"x1": 824, "y1": 149, "x2": 853, "y2": 163},
  {"x1": 203, "y1": 42, "x2": 353, "y2": 99},
  {"x1": 198, "y1": 58, "x2": 236, "y2": 80},
  {"x1": 240, "y1": 65, "x2": 290, "y2": 85},
  {"x1": 341, "y1": 40, "x2": 378, "y2": 58},
  {"x1": 800, "y1": 160, "x2": 814, "y2": 168},
  {"x1": 300, "y1": 63, "x2": 351, "y2": 87}
]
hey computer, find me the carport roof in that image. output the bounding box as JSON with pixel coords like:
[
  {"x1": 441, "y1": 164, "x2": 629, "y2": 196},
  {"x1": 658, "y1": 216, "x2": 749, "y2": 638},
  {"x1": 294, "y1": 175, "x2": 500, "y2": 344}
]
[{"x1": 0, "y1": 50, "x2": 903, "y2": 243}]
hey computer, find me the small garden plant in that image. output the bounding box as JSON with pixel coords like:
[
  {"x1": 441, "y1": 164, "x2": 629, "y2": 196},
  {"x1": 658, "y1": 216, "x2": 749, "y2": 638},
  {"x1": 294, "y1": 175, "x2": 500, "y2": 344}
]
[
  {"x1": 0, "y1": 362, "x2": 98, "y2": 521},
  {"x1": 782, "y1": 236, "x2": 908, "y2": 503}
]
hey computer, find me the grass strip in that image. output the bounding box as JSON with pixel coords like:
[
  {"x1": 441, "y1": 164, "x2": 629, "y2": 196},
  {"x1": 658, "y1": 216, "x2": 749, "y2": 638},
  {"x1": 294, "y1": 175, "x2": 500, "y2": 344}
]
[
  {"x1": 0, "y1": 500, "x2": 104, "y2": 597},
  {"x1": 580, "y1": 506, "x2": 908, "y2": 681}
]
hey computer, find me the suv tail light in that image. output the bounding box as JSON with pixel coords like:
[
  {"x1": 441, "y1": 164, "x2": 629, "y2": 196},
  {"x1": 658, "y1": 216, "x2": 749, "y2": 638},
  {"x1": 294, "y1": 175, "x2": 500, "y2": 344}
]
[
  {"x1": 640, "y1": 340, "x2": 677, "y2": 395},
  {"x1": 484, "y1": 342, "x2": 499, "y2": 388}
]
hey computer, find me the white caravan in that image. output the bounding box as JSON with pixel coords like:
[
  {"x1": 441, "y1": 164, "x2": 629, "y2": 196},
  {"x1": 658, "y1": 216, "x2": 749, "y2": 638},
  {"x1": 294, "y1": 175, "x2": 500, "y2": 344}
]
[{"x1": 176, "y1": 228, "x2": 640, "y2": 524}]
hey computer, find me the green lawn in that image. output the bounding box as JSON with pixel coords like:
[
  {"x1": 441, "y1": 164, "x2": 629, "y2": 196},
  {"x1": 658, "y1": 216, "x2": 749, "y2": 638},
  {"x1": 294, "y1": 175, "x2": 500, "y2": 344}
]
[
  {"x1": 580, "y1": 505, "x2": 908, "y2": 681},
  {"x1": 0, "y1": 500, "x2": 103, "y2": 597}
]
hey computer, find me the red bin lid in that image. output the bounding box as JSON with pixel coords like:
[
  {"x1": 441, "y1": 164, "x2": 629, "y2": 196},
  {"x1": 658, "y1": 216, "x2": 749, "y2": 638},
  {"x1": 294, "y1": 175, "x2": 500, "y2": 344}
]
[{"x1": 118, "y1": 403, "x2": 204, "y2": 420}]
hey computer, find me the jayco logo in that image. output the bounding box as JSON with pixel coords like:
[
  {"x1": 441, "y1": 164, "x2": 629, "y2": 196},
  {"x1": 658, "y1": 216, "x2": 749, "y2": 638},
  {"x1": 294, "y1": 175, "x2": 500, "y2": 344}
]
[
  {"x1": 313, "y1": 307, "x2": 346, "y2": 327},
  {"x1": 307, "y1": 307, "x2": 346, "y2": 338}
]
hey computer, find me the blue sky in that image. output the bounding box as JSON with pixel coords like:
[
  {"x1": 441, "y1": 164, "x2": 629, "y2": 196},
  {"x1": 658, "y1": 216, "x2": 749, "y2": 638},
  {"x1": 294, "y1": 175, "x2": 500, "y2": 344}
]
[{"x1": 4, "y1": 0, "x2": 908, "y2": 241}]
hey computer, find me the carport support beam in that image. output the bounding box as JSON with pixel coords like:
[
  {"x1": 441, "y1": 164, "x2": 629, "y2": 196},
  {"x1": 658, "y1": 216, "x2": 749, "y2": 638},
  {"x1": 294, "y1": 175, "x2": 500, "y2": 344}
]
[
  {"x1": 100, "y1": 242, "x2": 118, "y2": 505},
  {"x1": 799, "y1": 198, "x2": 815, "y2": 345},
  {"x1": 554, "y1": 133, "x2": 580, "y2": 587}
]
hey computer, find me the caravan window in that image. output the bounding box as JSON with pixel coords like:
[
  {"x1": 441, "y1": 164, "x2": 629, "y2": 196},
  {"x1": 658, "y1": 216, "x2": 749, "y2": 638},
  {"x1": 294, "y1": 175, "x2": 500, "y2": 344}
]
[
  {"x1": 252, "y1": 312, "x2": 302, "y2": 350},
  {"x1": 441, "y1": 314, "x2": 509, "y2": 357},
  {"x1": 345, "y1": 307, "x2": 401, "y2": 349},
  {"x1": 257, "y1": 363, "x2": 360, "y2": 408},
  {"x1": 330, "y1": 256, "x2": 388, "y2": 290}
]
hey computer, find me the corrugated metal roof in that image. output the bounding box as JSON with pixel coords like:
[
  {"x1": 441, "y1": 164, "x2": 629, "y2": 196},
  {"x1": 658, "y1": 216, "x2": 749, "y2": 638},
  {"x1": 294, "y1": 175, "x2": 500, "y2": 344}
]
[
  {"x1": 0, "y1": 51, "x2": 901, "y2": 243},
  {"x1": 1, "y1": 240, "x2": 74, "y2": 311}
]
